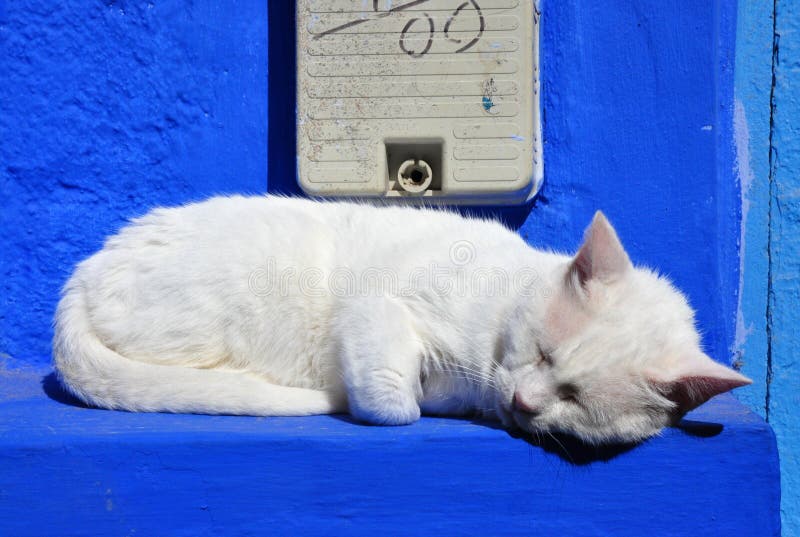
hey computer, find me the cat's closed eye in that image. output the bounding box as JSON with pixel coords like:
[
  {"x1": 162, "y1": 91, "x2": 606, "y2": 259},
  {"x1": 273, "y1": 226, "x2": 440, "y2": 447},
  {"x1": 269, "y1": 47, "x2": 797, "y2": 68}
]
[
  {"x1": 557, "y1": 383, "x2": 580, "y2": 403},
  {"x1": 536, "y1": 345, "x2": 553, "y2": 367}
]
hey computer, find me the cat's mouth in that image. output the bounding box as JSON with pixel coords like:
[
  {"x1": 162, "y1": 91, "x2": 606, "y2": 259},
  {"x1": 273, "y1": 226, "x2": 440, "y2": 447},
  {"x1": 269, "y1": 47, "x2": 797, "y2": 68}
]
[
  {"x1": 510, "y1": 412, "x2": 594, "y2": 446},
  {"x1": 510, "y1": 408, "x2": 543, "y2": 434},
  {"x1": 509, "y1": 408, "x2": 618, "y2": 446}
]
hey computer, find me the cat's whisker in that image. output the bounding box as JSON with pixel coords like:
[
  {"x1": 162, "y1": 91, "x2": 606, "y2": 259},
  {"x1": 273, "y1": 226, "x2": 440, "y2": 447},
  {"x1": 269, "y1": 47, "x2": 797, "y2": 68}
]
[
  {"x1": 546, "y1": 432, "x2": 574, "y2": 464},
  {"x1": 442, "y1": 368, "x2": 498, "y2": 390},
  {"x1": 445, "y1": 367, "x2": 495, "y2": 384},
  {"x1": 452, "y1": 364, "x2": 494, "y2": 379},
  {"x1": 449, "y1": 372, "x2": 497, "y2": 389},
  {"x1": 442, "y1": 362, "x2": 496, "y2": 382},
  {"x1": 437, "y1": 362, "x2": 487, "y2": 377}
]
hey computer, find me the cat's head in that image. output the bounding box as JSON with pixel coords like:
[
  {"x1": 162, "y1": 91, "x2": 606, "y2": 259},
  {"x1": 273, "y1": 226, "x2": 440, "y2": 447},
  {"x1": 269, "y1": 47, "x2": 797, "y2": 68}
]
[{"x1": 500, "y1": 212, "x2": 751, "y2": 445}]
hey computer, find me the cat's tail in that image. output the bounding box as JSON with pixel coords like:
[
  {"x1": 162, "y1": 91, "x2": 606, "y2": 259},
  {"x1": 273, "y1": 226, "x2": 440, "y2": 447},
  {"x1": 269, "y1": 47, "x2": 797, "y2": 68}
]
[{"x1": 52, "y1": 280, "x2": 345, "y2": 416}]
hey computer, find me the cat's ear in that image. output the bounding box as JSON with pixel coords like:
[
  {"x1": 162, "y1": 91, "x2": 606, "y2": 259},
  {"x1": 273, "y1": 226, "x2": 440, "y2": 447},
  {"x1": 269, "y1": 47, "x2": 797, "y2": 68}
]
[
  {"x1": 647, "y1": 353, "x2": 752, "y2": 413},
  {"x1": 569, "y1": 211, "x2": 632, "y2": 290}
]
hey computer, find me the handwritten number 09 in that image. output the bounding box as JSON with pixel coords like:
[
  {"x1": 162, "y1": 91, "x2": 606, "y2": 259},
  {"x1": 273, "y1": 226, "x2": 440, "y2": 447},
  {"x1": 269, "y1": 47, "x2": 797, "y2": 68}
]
[
  {"x1": 399, "y1": 15, "x2": 434, "y2": 58},
  {"x1": 396, "y1": 1, "x2": 485, "y2": 59}
]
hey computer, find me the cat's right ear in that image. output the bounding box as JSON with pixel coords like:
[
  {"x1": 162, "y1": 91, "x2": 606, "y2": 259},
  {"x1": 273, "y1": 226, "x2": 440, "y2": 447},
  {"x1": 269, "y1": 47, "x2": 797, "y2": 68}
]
[
  {"x1": 568, "y1": 211, "x2": 633, "y2": 295},
  {"x1": 647, "y1": 353, "x2": 752, "y2": 414}
]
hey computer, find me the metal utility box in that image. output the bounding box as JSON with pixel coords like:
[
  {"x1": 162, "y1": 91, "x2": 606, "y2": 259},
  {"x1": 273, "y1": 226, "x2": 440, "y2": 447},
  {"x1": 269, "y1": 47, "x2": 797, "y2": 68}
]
[{"x1": 296, "y1": 0, "x2": 542, "y2": 204}]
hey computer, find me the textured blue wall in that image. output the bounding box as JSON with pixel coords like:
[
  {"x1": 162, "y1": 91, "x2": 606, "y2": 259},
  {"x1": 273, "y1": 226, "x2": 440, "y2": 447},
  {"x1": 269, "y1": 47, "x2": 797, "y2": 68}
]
[
  {"x1": 2, "y1": 1, "x2": 741, "y2": 370},
  {"x1": 735, "y1": 0, "x2": 799, "y2": 532},
  {"x1": 0, "y1": 1, "x2": 268, "y2": 364},
  {"x1": 734, "y1": 0, "x2": 773, "y2": 427},
  {"x1": 768, "y1": 0, "x2": 800, "y2": 528},
  {"x1": 528, "y1": 0, "x2": 740, "y2": 368}
]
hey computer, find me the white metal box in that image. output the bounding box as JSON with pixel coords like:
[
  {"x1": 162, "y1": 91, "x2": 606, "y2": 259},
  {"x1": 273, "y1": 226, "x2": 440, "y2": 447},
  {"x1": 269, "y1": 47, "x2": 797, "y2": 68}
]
[{"x1": 296, "y1": 0, "x2": 541, "y2": 204}]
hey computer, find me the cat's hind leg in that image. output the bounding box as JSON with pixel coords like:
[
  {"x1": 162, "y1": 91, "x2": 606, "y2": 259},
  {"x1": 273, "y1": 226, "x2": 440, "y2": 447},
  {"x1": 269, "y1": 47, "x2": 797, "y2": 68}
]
[
  {"x1": 335, "y1": 296, "x2": 424, "y2": 426},
  {"x1": 53, "y1": 282, "x2": 348, "y2": 417}
]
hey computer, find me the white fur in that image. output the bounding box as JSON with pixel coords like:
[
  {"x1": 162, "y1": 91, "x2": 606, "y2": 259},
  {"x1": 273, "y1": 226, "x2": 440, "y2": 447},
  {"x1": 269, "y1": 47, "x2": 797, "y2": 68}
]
[{"x1": 53, "y1": 196, "x2": 750, "y2": 444}]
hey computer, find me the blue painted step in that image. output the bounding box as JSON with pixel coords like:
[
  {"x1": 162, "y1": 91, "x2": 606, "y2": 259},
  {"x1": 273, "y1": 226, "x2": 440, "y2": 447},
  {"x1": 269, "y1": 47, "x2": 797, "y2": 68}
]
[{"x1": 0, "y1": 364, "x2": 780, "y2": 536}]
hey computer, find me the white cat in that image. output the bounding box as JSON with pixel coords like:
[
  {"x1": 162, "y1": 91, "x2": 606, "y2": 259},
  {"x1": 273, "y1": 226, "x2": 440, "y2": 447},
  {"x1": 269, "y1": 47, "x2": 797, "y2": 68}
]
[{"x1": 53, "y1": 196, "x2": 750, "y2": 444}]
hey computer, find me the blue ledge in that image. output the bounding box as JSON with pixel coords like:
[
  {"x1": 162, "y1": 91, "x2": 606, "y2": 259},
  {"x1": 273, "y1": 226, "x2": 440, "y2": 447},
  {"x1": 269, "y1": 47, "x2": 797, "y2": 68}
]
[{"x1": 0, "y1": 365, "x2": 780, "y2": 536}]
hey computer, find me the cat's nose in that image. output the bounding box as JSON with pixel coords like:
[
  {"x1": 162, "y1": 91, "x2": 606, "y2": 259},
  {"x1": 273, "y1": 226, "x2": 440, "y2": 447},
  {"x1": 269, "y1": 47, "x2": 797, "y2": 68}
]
[{"x1": 512, "y1": 392, "x2": 539, "y2": 416}]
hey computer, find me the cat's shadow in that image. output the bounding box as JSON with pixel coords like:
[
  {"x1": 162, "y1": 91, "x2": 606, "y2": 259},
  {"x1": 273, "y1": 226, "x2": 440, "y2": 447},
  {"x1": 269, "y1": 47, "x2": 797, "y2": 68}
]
[
  {"x1": 468, "y1": 416, "x2": 724, "y2": 465},
  {"x1": 463, "y1": 418, "x2": 636, "y2": 464},
  {"x1": 508, "y1": 427, "x2": 638, "y2": 464},
  {"x1": 42, "y1": 372, "x2": 89, "y2": 407},
  {"x1": 329, "y1": 414, "x2": 642, "y2": 465},
  {"x1": 674, "y1": 418, "x2": 724, "y2": 437}
]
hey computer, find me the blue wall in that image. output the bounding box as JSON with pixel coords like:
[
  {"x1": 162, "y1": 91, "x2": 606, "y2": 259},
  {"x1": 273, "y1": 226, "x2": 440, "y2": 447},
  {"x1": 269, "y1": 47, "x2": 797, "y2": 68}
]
[
  {"x1": 734, "y1": 0, "x2": 773, "y2": 428},
  {"x1": 768, "y1": 0, "x2": 800, "y2": 527},
  {"x1": 0, "y1": 0, "x2": 751, "y2": 467},
  {"x1": 736, "y1": 0, "x2": 800, "y2": 533},
  {"x1": 0, "y1": 1, "x2": 268, "y2": 364},
  {"x1": 2, "y1": 1, "x2": 741, "y2": 369}
]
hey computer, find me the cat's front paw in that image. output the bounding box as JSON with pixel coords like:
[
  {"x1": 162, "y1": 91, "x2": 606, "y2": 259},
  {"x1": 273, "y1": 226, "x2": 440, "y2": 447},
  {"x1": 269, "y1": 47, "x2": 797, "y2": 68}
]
[
  {"x1": 350, "y1": 396, "x2": 421, "y2": 425},
  {"x1": 348, "y1": 370, "x2": 421, "y2": 426}
]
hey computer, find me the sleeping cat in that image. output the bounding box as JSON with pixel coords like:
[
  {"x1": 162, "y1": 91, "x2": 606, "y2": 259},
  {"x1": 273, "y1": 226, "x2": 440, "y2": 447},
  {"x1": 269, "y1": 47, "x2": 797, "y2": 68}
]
[{"x1": 53, "y1": 196, "x2": 750, "y2": 445}]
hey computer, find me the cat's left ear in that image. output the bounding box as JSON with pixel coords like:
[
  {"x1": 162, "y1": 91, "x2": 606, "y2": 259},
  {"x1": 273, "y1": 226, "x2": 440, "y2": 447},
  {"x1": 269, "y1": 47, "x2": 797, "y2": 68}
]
[
  {"x1": 570, "y1": 211, "x2": 633, "y2": 290},
  {"x1": 647, "y1": 353, "x2": 752, "y2": 414}
]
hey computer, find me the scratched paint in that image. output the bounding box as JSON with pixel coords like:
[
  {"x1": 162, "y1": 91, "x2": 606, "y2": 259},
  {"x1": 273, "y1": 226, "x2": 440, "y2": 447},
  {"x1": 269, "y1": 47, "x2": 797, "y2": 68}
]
[{"x1": 481, "y1": 77, "x2": 499, "y2": 114}]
